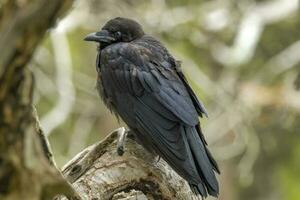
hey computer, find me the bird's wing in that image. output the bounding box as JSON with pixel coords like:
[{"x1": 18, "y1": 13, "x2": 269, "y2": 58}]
[
  {"x1": 100, "y1": 43, "x2": 218, "y2": 196},
  {"x1": 101, "y1": 43, "x2": 199, "y2": 126},
  {"x1": 176, "y1": 68, "x2": 208, "y2": 117},
  {"x1": 135, "y1": 36, "x2": 208, "y2": 118}
]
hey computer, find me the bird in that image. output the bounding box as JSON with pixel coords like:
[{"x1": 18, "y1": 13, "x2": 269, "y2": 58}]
[{"x1": 84, "y1": 17, "x2": 220, "y2": 198}]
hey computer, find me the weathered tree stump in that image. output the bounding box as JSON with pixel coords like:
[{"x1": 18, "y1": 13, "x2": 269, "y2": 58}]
[{"x1": 59, "y1": 129, "x2": 196, "y2": 200}]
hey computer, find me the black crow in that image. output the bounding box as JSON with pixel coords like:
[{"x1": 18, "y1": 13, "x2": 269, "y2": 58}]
[{"x1": 84, "y1": 17, "x2": 220, "y2": 198}]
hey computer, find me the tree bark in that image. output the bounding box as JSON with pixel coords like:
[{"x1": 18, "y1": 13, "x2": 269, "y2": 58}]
[
  {"x1": 59, "y1": 129, "x2": 195, "y2": 200},
  {"x1": 0, "y1": 1, "x2": 79, "y2": 200}
]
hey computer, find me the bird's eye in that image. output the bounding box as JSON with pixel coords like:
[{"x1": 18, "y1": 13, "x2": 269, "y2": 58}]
[{"x1": 114, "y1": 31, "x2": 122, "y2": 39}]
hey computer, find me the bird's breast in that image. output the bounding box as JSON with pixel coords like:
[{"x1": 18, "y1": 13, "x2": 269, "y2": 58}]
[{"x1": 96, "y1": 71, "x2": 113, "y2": 110}]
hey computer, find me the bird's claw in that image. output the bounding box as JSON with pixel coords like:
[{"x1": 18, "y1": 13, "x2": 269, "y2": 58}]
[
  {"x1": 116, "y1": 127, "x2": 127, "y2": 156},
  {"x1": 117, "y1": 145, "x2": 125, "y2": 156}
]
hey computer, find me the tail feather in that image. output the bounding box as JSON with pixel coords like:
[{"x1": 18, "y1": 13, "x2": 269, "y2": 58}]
[
  {"x1": 185, "y1": 126, "x2": 219, "y2": 197},
  {"x1": 205, "y1": 147, "x2": 220, "y2": 174},
  {"x1": 196, "y1": 124, "x2": 220, "y2": 174},
  {"x1": 190, "y1": 184, "x2": 206, "y2": 200}
]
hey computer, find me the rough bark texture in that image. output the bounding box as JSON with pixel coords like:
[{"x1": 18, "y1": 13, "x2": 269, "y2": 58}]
[
  {"x1": 0, "y1": 1, "x2": 78, "y2": 200},
  {"x1": 60, "y1": 130, "x2": 195, "y2": 200}
]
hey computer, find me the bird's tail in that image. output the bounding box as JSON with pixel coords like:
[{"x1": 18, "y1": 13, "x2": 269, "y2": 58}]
[{"x1": 185, "y1": 125, "x2": 220, "y2": 198}]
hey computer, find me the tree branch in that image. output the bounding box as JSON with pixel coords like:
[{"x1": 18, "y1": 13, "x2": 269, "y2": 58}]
[
  {"x1": 0, "y1": 1, "x2": 77, "y2": 200},
  {"x1": 59, "y1": 130, "x2": 195, "y2": 200}
]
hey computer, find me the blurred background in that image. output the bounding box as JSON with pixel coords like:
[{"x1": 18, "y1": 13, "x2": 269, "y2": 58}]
[{"x1": 30, "y1": 0, "x2": 299, "y2": 199}]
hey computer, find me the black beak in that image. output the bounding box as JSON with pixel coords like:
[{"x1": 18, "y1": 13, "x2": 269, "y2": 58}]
[{"x1": 84, "y1": 30, "x2": 116, "y2": 43}]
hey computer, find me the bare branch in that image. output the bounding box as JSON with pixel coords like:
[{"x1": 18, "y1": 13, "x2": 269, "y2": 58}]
[{"x1": 60, "y1": 130, "x2": 196, "y2": 200}]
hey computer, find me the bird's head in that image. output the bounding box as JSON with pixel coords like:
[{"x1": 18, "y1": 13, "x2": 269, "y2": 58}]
[{"x1": 84, "y1": 17, "x2": 144, "y2": 48}]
